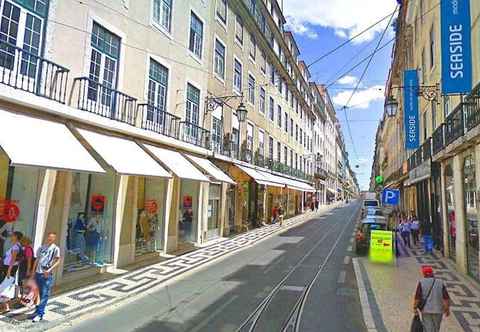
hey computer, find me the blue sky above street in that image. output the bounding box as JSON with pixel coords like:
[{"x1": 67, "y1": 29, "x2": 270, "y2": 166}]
[{"x1": 284, "y1": 0, "x2": 398, "y2": 189}]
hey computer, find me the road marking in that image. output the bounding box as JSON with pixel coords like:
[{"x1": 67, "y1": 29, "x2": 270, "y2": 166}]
[
  {"x1": 337, "y1": 270, "x2": 346, "y2": 284},
  {"x1": 347, "y1": 245, "x2": 353, "y2": 252},
  {"x1": 281, "y1": 285, "x2": 305, "y2": 292},
  {"x1": 352, "y1": 258, "x2": 378, "y2": 332},
  {"x1": 190, "y1": 295, "x2": 239, "y2": 332},
  {"x1": 344, "y1": 256, "x2": 351, "y2": 265}
]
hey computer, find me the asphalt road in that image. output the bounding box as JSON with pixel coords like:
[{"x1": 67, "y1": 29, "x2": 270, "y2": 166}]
[{"x1": 53, "y1": 201, "x2": 365, "y2": 332}]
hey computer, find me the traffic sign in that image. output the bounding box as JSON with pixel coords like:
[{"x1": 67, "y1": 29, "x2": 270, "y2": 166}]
[{"x1": 382, "y1": 189, "x2": 400, "y2": 205}]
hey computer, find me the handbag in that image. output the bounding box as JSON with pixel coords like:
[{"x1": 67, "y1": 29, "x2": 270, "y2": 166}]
[
  {"x1": 410, "y1": 314, "x2": 424, "y2": 332},
  {"x1": 0, "y1": 276, "x2": 16, "y2": 299},
  {"x1": 418, "y1": 279, "x2": 436, "y2": 311}
]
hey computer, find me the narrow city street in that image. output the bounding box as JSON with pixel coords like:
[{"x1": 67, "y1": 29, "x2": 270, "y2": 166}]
[{"x1": 50, "y1": 202, "x2": 364, "y2": 332}]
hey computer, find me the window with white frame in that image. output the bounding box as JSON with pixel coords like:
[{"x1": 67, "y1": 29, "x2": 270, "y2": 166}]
[
  {"x1": 284, "y1": 146, "x2": 288, "y2": 165},
  {"x1": 259, "y1": 87, "x2": 266, "y2": 114},
  {"x1": 0, "y1": 0, "x2": 47, "y2": 78},
  {"x1": 212, "y1": 117, "x2": 223, "y2": 153},
  {"x1": 269, "y1": 96, "x2": 274, "y2": 121},
  {"x1": 216, "y1": 0, "x2": 227, "y2": 24},
  {"x1": 247, "y1": 122, "x2": 254, "y2": 150},
  {"x1": 234, "y1": 59, "x2": 242, "y2": 92},
  {"x1": 189, "y1": 12, "x2": 203, "y2": 59},
  {"x1": 284, "y1": 112, "x2": 288, "y2": 132},
  {"x1": 277, "y1": 142, "x2": 281, "y2": 161},
  {"x1": 235, "y1": 14, "x2": 243, "y2": 44},
  {"x1": 147, "y1": 58, "x2": 168, "y2": 123},
  {"x1": 249, "y1": 32, "x2": 256, "y2": 60},
  {"x1": 290, "y1": 119, "x2": 294, "y2": 137},
  {"x1": 269, "y1": 136, "x2": 274, "y2": 160},
  {"x1": 248, "y1": 74, "x2": 255, "y2": 104},
  {"x1": 152, "y1": 0, "x2": 172, "y2": 32},
  {"x1": 429, "y1": 24, "x2": 435, "y2": 69},
  {"x1": 186, "y1": 83, "x2": 200, "y2": 125},
  {"x1": 261, "y1": 51, "x2": 266, "y2": 74},
  {"x1": 290, "y1": 150, "x2": 293, "y2": 168},
  {"x1": 214, "y1": 38, "x2": 225, "y2": 79},
  {"x1": 88, "y1": 22, "x2": 121, "y2": 106},
  {"x1": 295, "y1": 124, "x2": 298, "y2": 141},
  {"x1": 258, "y1": 130, "x2": 264, "y2": 155},
  {"x1": 277, "y1": 104, "x2": 282, "y2": 127}
]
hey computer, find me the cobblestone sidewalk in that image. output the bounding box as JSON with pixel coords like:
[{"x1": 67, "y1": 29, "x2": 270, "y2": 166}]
[
  {"x1": 357, "y1": 245, "x2": 480, "y2": 332},
  {"x1": 0, "y1": 205, "x2": 339, "y2": 331}
]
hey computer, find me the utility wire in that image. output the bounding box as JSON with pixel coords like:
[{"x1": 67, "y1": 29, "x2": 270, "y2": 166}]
[
  {"x1": 307, "y1": 8, "x2": 397, "y2": 69},
  {"x1": 341, "y1": 5, "x2": 399, "y2": 159}
]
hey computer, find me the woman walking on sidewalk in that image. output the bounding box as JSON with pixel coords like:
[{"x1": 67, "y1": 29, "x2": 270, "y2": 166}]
[{"x1": 413, "y1": 265, "x2": 450, "y2": 332}]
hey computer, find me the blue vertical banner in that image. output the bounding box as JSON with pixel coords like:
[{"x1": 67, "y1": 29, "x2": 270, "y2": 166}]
[
  {"x1": 403, "y1": 69, "x2": 419, "y2": 150},
  {"x1": 441, "y1": 0, "x2": 472, "y2": 94}
]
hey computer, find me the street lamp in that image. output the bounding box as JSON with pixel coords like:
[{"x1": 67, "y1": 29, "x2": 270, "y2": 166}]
[
  {"x1": 236, "y1": 101, "x2": 248, "y2": 123},
  {"x1": 385, "y1": 95, "x2": 398, "y2": 117}
]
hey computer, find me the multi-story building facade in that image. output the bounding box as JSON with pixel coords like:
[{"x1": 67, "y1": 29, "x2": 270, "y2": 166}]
[
  {"x1": 377, "y1": 0, "x2": 480, "y2": 282},
  {"x1": 0, "y1": 0, "x2": 356, "y2": 288}
]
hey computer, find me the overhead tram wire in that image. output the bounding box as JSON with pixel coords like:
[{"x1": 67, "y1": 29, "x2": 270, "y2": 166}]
[
  {"x1": 340, "y1": 5, "x2": 399, "y2": 159},
  {"x1": 306, "y1": 8, "x2": 398, "y2": 69}
]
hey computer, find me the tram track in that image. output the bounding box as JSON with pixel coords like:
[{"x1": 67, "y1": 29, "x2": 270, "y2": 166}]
[{"x1": 235, "y1": 203, "x2": 360, "y2": 332}]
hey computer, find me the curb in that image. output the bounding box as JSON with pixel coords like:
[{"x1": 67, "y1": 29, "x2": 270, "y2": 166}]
[{"x1": 352, "y1": 258, "x2": 378, "y2": 332}]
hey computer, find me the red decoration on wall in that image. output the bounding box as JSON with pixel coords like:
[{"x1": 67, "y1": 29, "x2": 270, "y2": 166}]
[
  {"x1": 0, "y1": 200, "x2": 20, "y2": 223},
  {"x1": 91, "y1": 195, "x2": 106, "y2": 212},
  {"x1": 144, "y1": 200, "x2": 158, "y2": 214},
  {"x1": 183, "y1": 195, "x2": 192, "y2": 209}
]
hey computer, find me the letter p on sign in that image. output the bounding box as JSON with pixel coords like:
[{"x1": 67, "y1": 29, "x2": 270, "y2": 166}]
[{"x1": 382, "y1": 189, "x2": 400, "y2": 206}]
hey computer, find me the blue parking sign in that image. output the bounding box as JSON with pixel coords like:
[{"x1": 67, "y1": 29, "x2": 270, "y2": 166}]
[{"x1": 382, "y1": 189, "x2": 400, "y2": 205}]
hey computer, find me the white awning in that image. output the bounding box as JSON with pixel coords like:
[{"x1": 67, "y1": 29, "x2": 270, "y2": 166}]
[
  {"x1": 236, "y1": 165, "x2": 283, "y2": 187},
  {"x1": 287, "y1": 179, "x2": 316, "y2": 192},
  {"x1": 256, "y1": 170, "x2": 316, "y2": 192},
  {"x1": 186, "y1": 155, "x2": 235, "y2": 184},
  {"x1": 77, "y1": 130, "x2": 171, "y2": 177},
  {"x1": 142, "y1": 144, "x2": 209, "y2": 182},
  {"x1": 0, "y1": 111, "x2": 104, "y2": 173}
]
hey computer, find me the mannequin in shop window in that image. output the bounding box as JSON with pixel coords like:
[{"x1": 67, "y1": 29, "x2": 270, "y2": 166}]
[
  {"x1": 138, "y1": 209, "x2": 151, "y2": 244},
  {"x1": 182, "y1": 208, "x2": 193, "y2": 241},
  {"x1": 86, "y1": 215, "x2": 102, "y2": 265},
  {"x1": 73, "y1": 213, "x2": 88, "y2": 261}
]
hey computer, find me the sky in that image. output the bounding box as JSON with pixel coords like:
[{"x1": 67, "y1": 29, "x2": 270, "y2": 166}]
[{"x1": 283, "y1": 0, "x2": 398, "y2": 190}]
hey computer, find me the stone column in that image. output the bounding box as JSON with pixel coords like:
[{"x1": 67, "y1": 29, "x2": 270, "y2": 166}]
[
  {"x1": 440, "y1": 161, "x2": 449, "y2": 258},
  {"x1": 162, "y1": 176, "x2": 174, "y2": 253},
  {"x1": 166, "y1": 176, "x2": 180, "y2": 253},
  {"x1": 113, "y1": 175, "x2": 129, "y2": 268},
  {"x1": 219, "y1": 182, "x2": 228, "y2": 236},
  {"x1": 453, "y1": 154, "x2": 467, "y2": 274},
  {"x1": 34, "y1": 170, "x2": 58, "y2": 251}
]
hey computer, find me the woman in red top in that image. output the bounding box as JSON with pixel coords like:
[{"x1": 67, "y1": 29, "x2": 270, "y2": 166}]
[{"x1": 19, "y1": 236, "x2": 34, "y2": 283}]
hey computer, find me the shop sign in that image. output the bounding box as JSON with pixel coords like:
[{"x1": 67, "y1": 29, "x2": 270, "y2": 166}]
[
  {"x1": 183, "y1": 195, "x2": 193, "y2": 209},
  {"x1": 0, "y1": 200, "x2": 20, "y2": 223},
  {"x1": 441, "y1": 0, "x2": 472, "y2": 94},
  {"x1": 91, "y1": 195, "x2": 106, "y2": 212},
  {"x1": 144, "y1": 200, "x2": 158, "y2": 214},
  {"x1": 403, "y1": 69, "x2": 419, "y2": 150},
  {"x1": 369, "y1": 230, "x2": 394, "y2": 264}
]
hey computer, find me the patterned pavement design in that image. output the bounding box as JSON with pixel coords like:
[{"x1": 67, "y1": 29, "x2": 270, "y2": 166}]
[
  {"x1": 0, "y1": 206, "x2": 337, "y2": 330},
  {"x1": 410, "y1": 249, "x2": 480, "y2": 332}
]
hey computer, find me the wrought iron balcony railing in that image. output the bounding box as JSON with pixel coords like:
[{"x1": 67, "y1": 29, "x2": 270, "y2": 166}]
[
  {"x1": 138, "y1": 103, "x2": 180, "y2": 138},
  {"x1": 178, "y1": 121, "x2": 210, "y2": 149},
  {"x1": 445, "y1": 102, "x2": 465, "y2": 146},
  {"x1": 0, "y1": 41, "x2": 69, "y2": 103},
  {"x1": 254, "y1": 149, "x2": 265, "y2": 167},
  {"x1": 432, "y1": 124, "x2": 445, "y2": 155},
  {"x1": 464, "y1": 83, "x2": 480, "y2": 132},
  {"x1": 73, "y1": 77, "x2": 137, "y2": 125}
]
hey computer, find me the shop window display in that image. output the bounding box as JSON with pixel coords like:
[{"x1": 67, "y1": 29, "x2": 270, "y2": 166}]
[
  {"x1": 64, "y1": 172, "x2": 115, "y2": 273},
  {"x1": 179, "y1": 180, "x2": 199, "y2": 243},
  {"x1": 0, "y1": 165, "x2": 44, "y2": 257},
  {"x1": 135, "y1": 177, "x2": 167, "y2": 255},
  {"x1": 464, "y1": 155, "x2": 479, "y2": 281},
  {"x1": 206, "y1": 183, "x2": 221, "y2": 240},
  {"x1": 444, "y1": 161, "x2": 456, "y2": 261}
]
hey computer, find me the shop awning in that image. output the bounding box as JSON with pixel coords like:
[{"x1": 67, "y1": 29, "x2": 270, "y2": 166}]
[
  {"x1": 286, "y1": 179, "x2": 316, "y2": 192},
  {"x1": 255, "y1": 170, "x2": 315, "y2": 192},
  {"x1": 236, "y1": 165, "x2": 283, "y2": 187},
  {"x1": 77, "y1": 130, "x2": 171, "y2": 177},
  {"x1": 186, "y1": 155, "x2": 236, "y2": 184},
  {"x1": 142, "y1": 144, "x2": 209, "y2": 182},
  {"x1": 0, "y1": 111, "x2": 104, "y2": 173}
]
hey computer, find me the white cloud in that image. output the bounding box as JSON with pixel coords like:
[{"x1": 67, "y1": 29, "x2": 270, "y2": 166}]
[
  {"x1": 284, "y1": 0, "x2": 398, "y2": 44},
  {"x1": 337, "y1": 75, "x2": 357, "y2": 85},
  {"x1": 332, "y1": 85, "x2": 384, "y2": 109},
  {"x1": 285, "y1": 16, "x2": 318, "y2": 39}
]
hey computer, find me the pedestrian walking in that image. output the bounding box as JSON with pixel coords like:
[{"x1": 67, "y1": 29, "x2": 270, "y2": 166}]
[
  {"x1": 412, "y1": 265, "x2": 450, "y2": 332},
  {"x1": 278, "y1": 206, "x2": 284, "y2": 227},
  {"x1": 0, "y1": 231, "x2": 23, "y2": 312},
  {"x1": 31, "y1": 232, "x2": 61, "y2": 323},
  {"x1": 271, "y1": 205, "x2": 278, "y2": 224},
  {"x1": 411, "y1": 215, "x2": 420, "y2": 246},
  {"x1": 315, "y1": 199, "x2": 319, "y2": 211},
  {"x1": 400, "y1": 219, "x2": 412, "y2": 248}
]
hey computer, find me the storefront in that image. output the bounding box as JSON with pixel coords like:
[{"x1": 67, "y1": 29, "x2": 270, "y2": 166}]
[
  {"x1": 444, "y1": 159, "x2": 456, "y2": 261},
  {"x1": 463, "y1": 152, "x2": 479, "y2": 281}
]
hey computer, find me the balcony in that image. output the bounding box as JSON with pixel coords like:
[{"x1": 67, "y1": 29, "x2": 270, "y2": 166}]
[
  {"x1": 464, "y1": 83, "x2": 480, "y2": 132},
  {"x1": 254, "y1": 149, "x2": 265, "y2": 167},
  {"x1": 178, "y1": 122, "x2": 210, "y2": 149},
  {"x1": 314, "y1": 167, "x2": 328, "y2": 179},
  {"x1": 138, "y1": 104, "x2": 180, "y2": 138},
  {"x1": 421, "y1": 138, "x2": 431, "y2": 162},
  {"x1": 445, "y1": 102, "x2": 465, "y2": 145},
  {"x1": 240, "y1": 142, "x2": 253, "y2": 163},
  {"x1": 432, "y1": 124, "x2": 445, "y2": 155},
  {"x1": 0, "y1": 41, "x2": 69, "y2": 103},
  {"x1": 73, "y1": 77, "x2": 137, "y2": 126}
]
